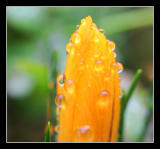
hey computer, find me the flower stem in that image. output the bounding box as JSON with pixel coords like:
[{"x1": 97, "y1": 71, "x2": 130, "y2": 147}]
[{"x1": 118, "y1": 69, "x2": 143, "y2": 142}]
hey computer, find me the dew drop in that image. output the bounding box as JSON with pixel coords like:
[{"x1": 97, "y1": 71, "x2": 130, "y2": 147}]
[
  {"x1": 66, "y1": 42, "x2": 73, "y2": 55},
  {"x1": 79, "y1": 61, "x2": 85, "y2": 70},
  {"x1": 76, "y1": 25, "x2": 80, "y2": 29},
  {"x1": 111, "y1": 62, "x2": 118, "y2": 74},
  {"x1": 74, "y1": 125, "x2": 93, "y2": 142},
  {"x1": 58, "y1": 73, "x2": 65, "y2": 86},
  {"x1": 99, "y1": 28, "x2": 104, "y2": 34},
  {"x1": 72, "y1": 32, "x2": 81, "y2": 44},
  {"x1": 81, "y1": 19, "x2": 86, "y2": 25},
  {"x1": 117, "y1": 62, "x2": 123, "y2": 73},
  {"x1": 66, "y1": 80, "x2": 75, "y2": 94},
  {"x1": 108, "y1": 40, "x2": 115, "y2": 51},
  {"x1": 94, "y1": 51, "x2": 99, "y2": 58},
  {"x1": 54, "y1": 125, "x2": 59, "y2": 133},
  {"x1": 94, "y1": 35, "x2": 99, "y2": 43},
  {"x1": 95, "y1": 60, "x2": 104, "y2": 72},
  {"x1": 104, "y1": 73, "x2": 110, "y2": 81},
  {"x1": 55, "y1": 94, "x2": 65, "y2": 108},
  {"x1": 97, "y1": 90, "x2": 110, "y2": 107},
  {"x1": 101, "y1": 52, "x2": 107, "y2": 60},
  {"x1": 113, "y1": 52, "x2": 117, "y2": 58}
]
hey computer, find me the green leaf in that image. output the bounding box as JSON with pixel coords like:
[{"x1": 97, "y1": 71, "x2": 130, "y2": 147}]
[
  {"x1": 44, "y1": 121, "x2": 51, "y2": 142},
  {"x1": 118, "y1": 69, "x2": 143, "y2": 142}
]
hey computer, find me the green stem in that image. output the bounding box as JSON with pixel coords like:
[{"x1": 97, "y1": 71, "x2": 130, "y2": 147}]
[
  {"x1": 44, "y1": 121, "x2": 51, "y2": 142},
  {"x1": 118, "y1": 69, "x2": 143, "y2": 142}
]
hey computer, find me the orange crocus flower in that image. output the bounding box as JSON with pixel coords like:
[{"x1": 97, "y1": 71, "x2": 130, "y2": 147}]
[{"x1": 55, "y1": 16, "x2": 123, "y2": 142}]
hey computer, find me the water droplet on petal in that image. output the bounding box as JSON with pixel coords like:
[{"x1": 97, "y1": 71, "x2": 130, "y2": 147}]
[
  {"x1": 55, "y1": 94, "x2": 65, "y2": 108},
  {"x1": 113, "y1": 52, "x2": 117, "y2": 58},
  {"x1": 101, "y1": 52, "x2": 107, "y2": 60},
  {"x1": 81, "y1": 18, "x2": 86, "y2": 26},
  {"x1": 108, "y1": 40, "x2": 115, "y2": 51},
  {"x1": 104, "y1": 73, "x2": 110, "y2": 81},
  {"x1": 117, "y1": 62, "x2": 123, "y2": 73},
  {"x1": 54, "y1": 125, "x2": 59, "y2": 133},
  {"x1": 58, "y1": 73, "x2": 65, "y2": 86},
  {"x1": 72, "y1": 32, "x2": 81, "y2": 45},
  {"x1": 97, "y1": 90, "x2": 111, "y2": 107},
  {"x1": 95, "y1": 60, "x2": 104, "y2": 72},
  {"x1": 79, "y1": 61, "x2": 85, "y2": 70},
  {"x1": 74, "y1": 125, "x2": 93, "y2": 142},
  {"x1": 99, "y1": 28, "x2": 104, "y2": 34},
  {"x1": 111, "y1": 62, "x2": 118, "y2": 74},
  {"x1": 94, "y1": 35, "x2": 99, "y2": 43},
  {"x1": 66, "y1": 42, "x2": 73, "y2": 55},
  {"x1": 94, "y1": 51, "x2": 99, "y2": 58},
  {"x1": 76, "y1": 25, "x2": 80, "y2": 29},
  {"x1": 65, "y1": 80, "x2": 75, "y2": 94}
]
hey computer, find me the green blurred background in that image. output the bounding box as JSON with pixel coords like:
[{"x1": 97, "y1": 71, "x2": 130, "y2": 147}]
[{"x1": 7, "y1": 6, "x2": 153, "y2": 142}]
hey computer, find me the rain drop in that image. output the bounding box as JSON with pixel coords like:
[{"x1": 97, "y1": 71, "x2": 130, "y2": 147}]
[
  {"x1": 74, "y1": 125, "x2": 93, "y2": 142},
  {"x1": 73, "y1": 33, "x2": 81, "y2": 44},
  {"x1": 76, "y1": 25, "x2": 80, "y2": 29},
  {"x1": 66, "y1": 42, "x2": 73, "y2": 55},
  {"x1": 108, "y1": 40, "x2": 115, "y2": 51},
  {"x1": 117, "y1": 62, "x2": 123, "y2": 73},
  {"x1": 97, "y1": 90, "x2": 110, "y2": 107},
  {"x1": 113, "y1": 52, "x2": 117, "y2": 58},
  {"x1": 99, "y1": 28, "x2": 104, "y2": 34},
  {"x1": 58, "y1": 73, "x2": 65, "y2": 86},
  {"x1": 95, "y1": 60, "x2": 104, "y2": 72},
  {"x1": 94, "y1": 35, "x2": 99, "y2": 43},
  {"x1": 79, "y1": 61, "x2": 85, "y2": 70},
  {"x1": 55, "y1": 94, "x2": 65, "y2": 108},
  {"x1": 65, "y1": 80, "x2": 75, "y2": 94},
  {"x1": 104, "y1": 73, "x2": 110, "y2": 81}
]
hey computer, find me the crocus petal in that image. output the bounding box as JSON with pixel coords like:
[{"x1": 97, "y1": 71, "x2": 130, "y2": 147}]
[{"x1": 55, "y1": 16, "x2": 123, "y2": 142}]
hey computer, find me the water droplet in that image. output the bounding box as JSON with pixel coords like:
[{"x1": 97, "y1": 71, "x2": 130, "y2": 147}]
[
  {"x1": 117, "y1": 62, "x2": 123, "y2": 73},
  {"x1": 76, "y1": 25, "x2": 80, "y2": 29},
  {"x1": 66, "y1": 42, "x2": 73, "y2": 55},
  {"x1": 72, "y1": 32, "x2": 81, "y2": 44},
  {"x1": 94, "y1": 35, "x2": 99, "y2": 43},
  {"x1": 113, "y1": 52, "x2": 117, "y2": 58},
  {"x1": 94, "y1": 51, "x2": 99, "y2": 58},
  {"x1": 91, "y1": 23, "x2": 97, "y2": 31},
  {"x1": 111, "y1": 62, "x2": 117, "y2": 74},
  {"x1": 104, "y1": 73, "x2": 110, "y2": 81},
  {"x1": 97, "y1": 90, "x2": 110, "y2": 107},
  {"x1": 65, "y1": 80, "x2": 75, "y2": 94},
  {"x1": 58, "y1": 73, "x2": 65, "y2": 86},
  {"x1": 108, "y1": 40, "x2": 115, "y2": 51},
  {"x1": 79, "y1": 61, "x2": 85, "y2": 70},
  {"x1": 74, "y1": 125, "x2": 93, "y2": 142},
  {"x1": 95, "y1": 60, "x2": 104, "y2": 72},
  {"x1": 99, "y1": 28, "x2": 104, "y2": 34},
  {"x1": 101, "y1": 52, "x2": 107, "y2": 60},
  {"x1": 54, "y1": 125, "x2": 59, "y2": 133},
  {"x1": 81, "y1": 19, "x2": 86, "y2": 25},
  {"x1": 55, "y1": 94, "x2": 65, "y2": 108}
]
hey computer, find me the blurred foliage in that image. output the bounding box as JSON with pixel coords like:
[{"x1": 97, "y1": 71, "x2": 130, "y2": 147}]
[{"x1": 7, "y1": 7, "x2": 153, "y2": 142}]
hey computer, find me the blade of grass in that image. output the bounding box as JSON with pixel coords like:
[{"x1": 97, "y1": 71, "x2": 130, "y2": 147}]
[
  {"x1": 118, "y1": 69, "x2": 143, "y2": 141},
  {"x1": 44, "y1": 121, "x2": 51, "y2": 142}
]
